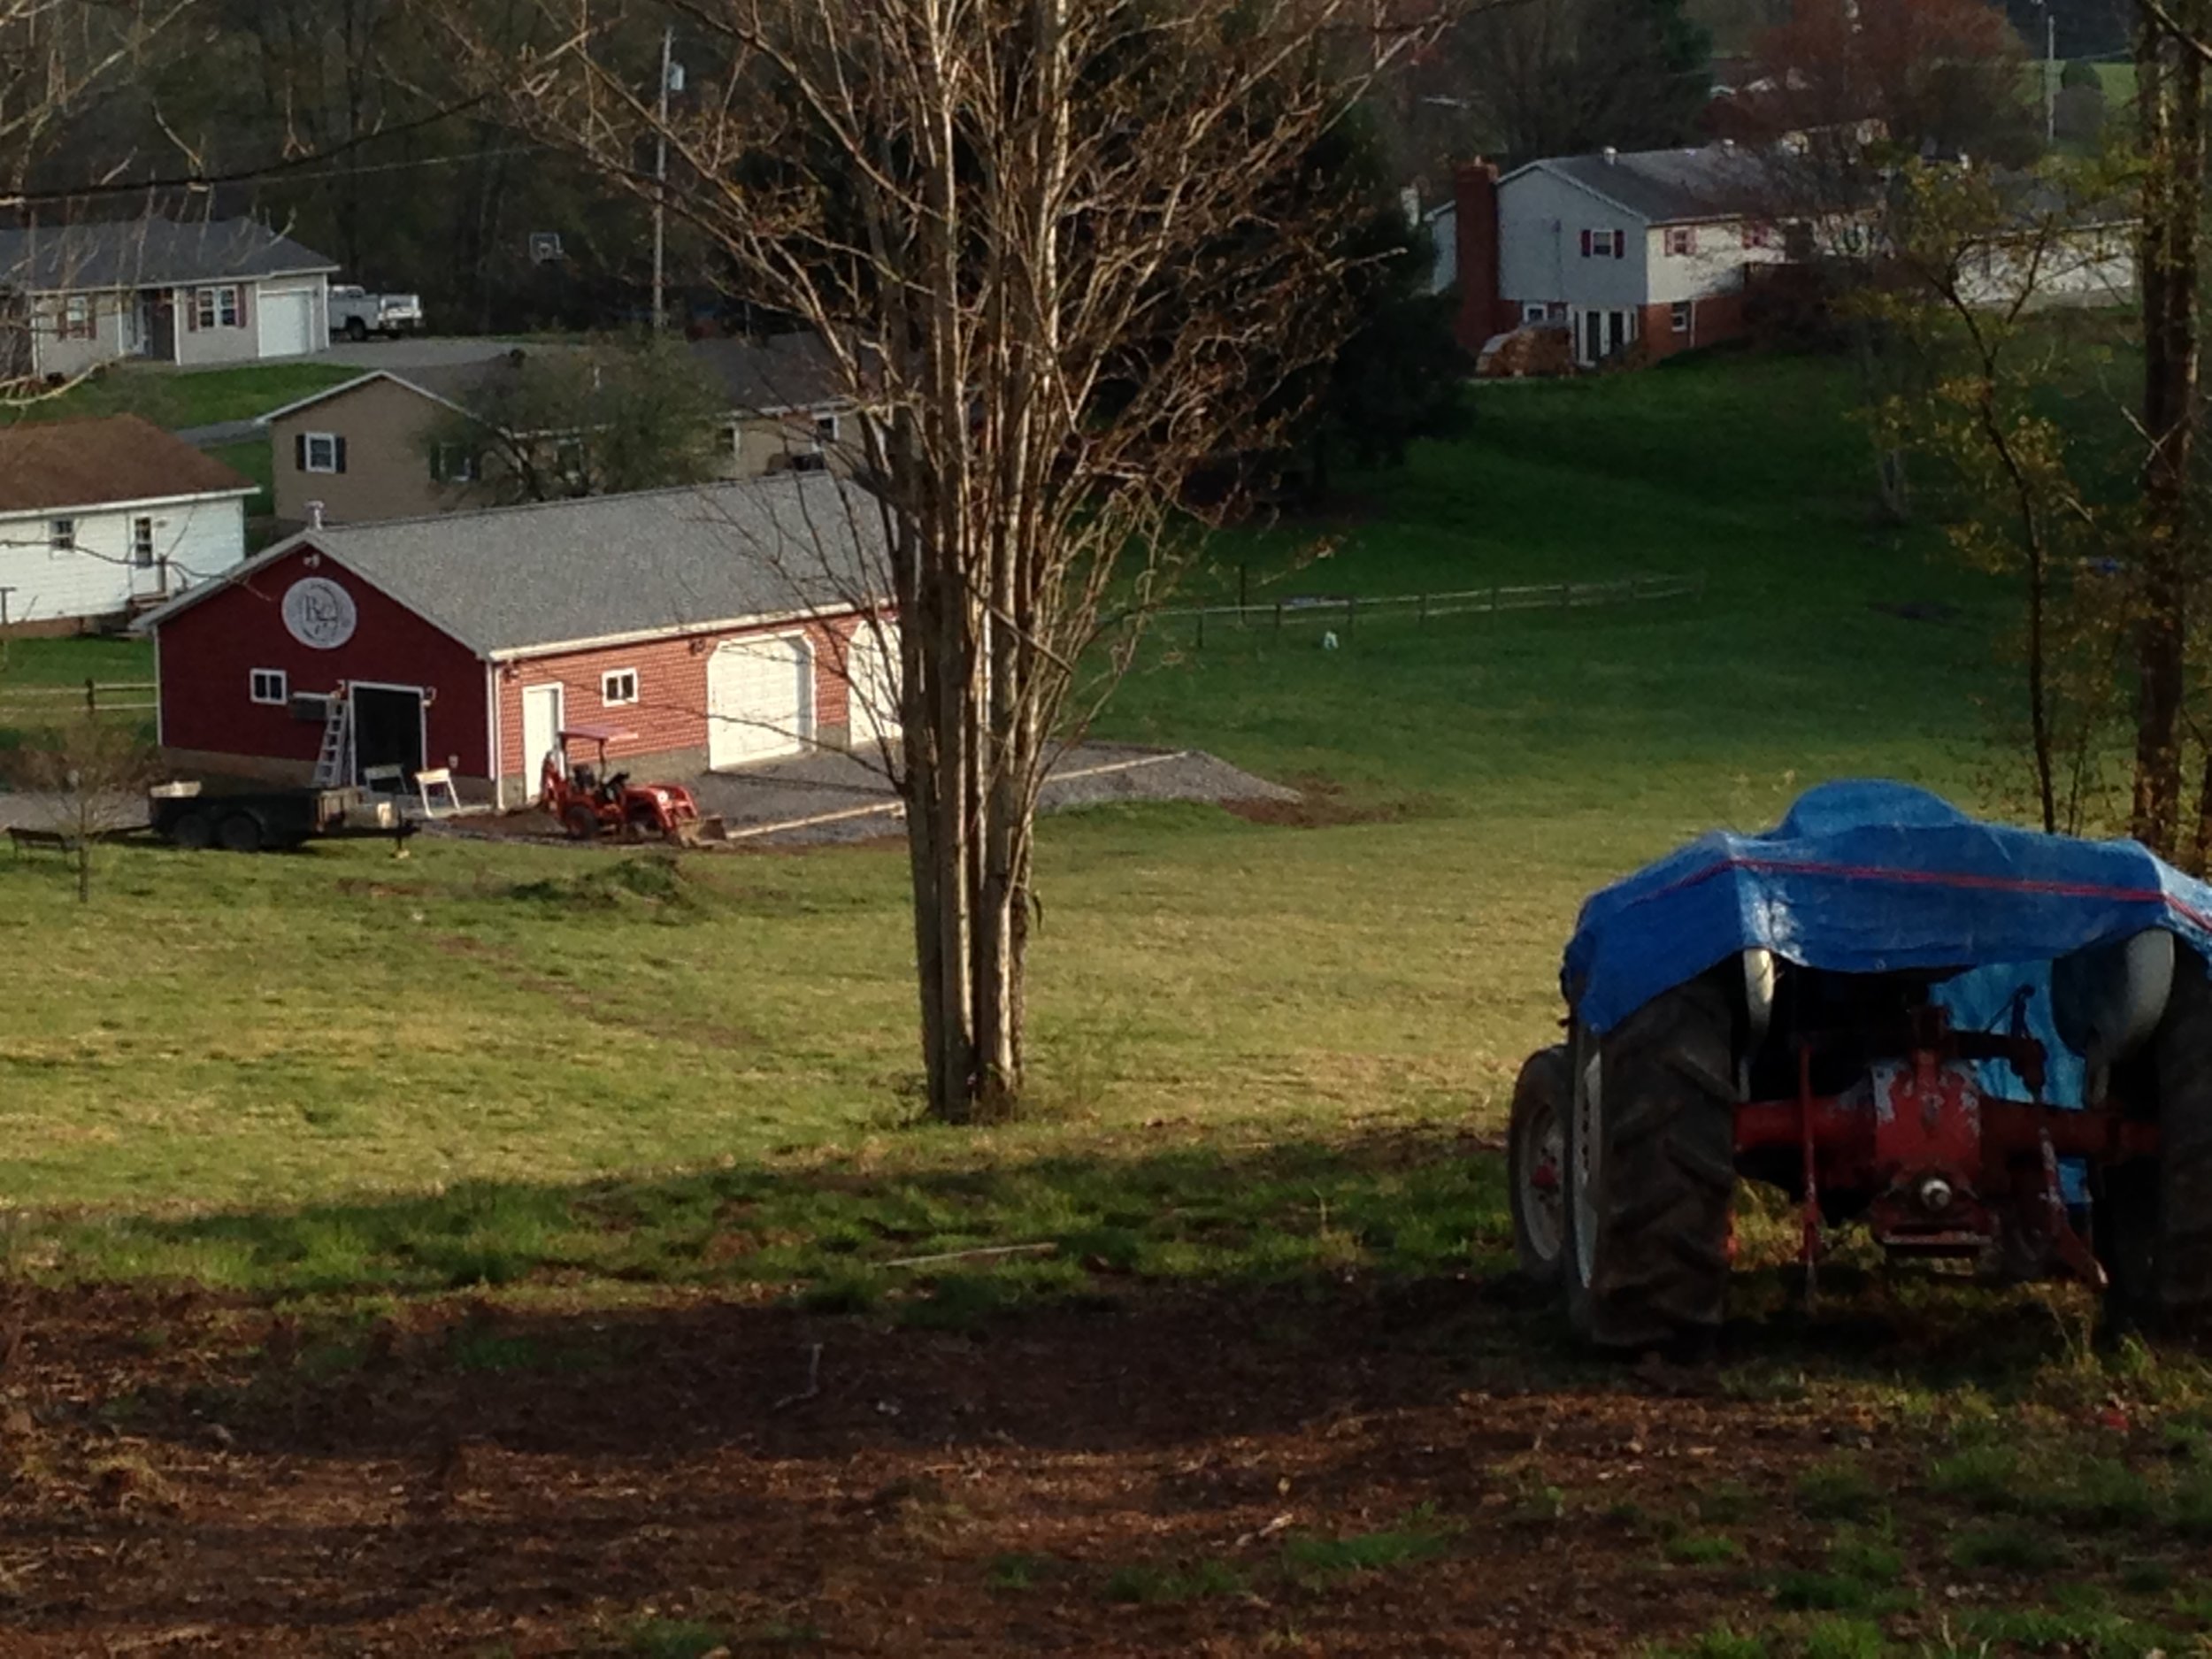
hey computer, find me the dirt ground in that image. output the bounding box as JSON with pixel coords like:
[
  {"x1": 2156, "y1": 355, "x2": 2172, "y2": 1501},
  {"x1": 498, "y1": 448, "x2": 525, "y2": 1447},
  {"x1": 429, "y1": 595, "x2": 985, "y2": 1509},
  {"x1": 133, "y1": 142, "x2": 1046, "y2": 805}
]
[{"x1": 4, "y1": 1269, "x2": 2163, "y2": 1659}]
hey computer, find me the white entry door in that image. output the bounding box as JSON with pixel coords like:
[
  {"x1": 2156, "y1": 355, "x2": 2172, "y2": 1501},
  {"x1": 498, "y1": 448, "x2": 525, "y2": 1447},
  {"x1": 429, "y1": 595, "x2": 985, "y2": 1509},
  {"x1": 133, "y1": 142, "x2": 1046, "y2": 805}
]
[
  {"x1": 521, "y1": 682, "x2": 564, "y2": 800},
  {"x1": 708, "y1": 636, "x2": 811, "y2": 768},
  {"x1": 846, "y1": 622, "x2": 901, "y2": 750},
  {"x1": 257, "y1": 288, "x2": 315, "y2": 357}
]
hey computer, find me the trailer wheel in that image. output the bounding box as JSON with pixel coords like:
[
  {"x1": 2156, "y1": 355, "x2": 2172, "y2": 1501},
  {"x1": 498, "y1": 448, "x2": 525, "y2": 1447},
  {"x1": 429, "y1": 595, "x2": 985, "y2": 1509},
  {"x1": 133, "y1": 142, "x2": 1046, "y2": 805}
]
[
  {"x1": 1508, "y1": 1044, "x2": 1571, "y2": 1284},
  {"x1": 169, "y1": 811, "x2": 213, "y2": 851},
  {"x1": 217, "y1": 812, "x2": 264, "y2": 854},
  {"x1": 1562, "y1": 973, "x2": 1737, "y2": 1350},
  {"x1": 561, "y1": 803, "x2": 600, "y2": 841},
  {"x1": 2104, "y1": 947, "x2": 2212, "y2": 1333}
]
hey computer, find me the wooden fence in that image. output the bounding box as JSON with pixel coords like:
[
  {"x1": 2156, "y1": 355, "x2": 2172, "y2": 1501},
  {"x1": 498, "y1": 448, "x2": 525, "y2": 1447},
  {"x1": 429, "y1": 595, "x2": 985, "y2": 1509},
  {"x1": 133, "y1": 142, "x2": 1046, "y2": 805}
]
[
  {"x1": 0, "y1": 679, "x2": 157, "y2": 719},
  {"x1": 1159, "y1": 572, "x2": 1705, "y2": 649}
]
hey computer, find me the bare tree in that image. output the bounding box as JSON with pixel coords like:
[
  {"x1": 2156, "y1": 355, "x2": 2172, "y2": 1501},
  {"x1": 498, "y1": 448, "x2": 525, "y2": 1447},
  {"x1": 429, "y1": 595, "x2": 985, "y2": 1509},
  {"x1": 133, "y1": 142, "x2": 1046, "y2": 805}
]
[
  {"x1": 450, "y1": 0, "x2": 1436, "y2": 1120},
  {"x1": 16, "y1": 710, "x2": 157, "y2": 902}
]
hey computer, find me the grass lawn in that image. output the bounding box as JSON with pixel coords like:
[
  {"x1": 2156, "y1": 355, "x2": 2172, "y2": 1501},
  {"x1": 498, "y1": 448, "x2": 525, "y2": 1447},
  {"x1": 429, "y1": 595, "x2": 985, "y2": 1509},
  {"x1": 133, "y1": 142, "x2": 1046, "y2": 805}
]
[
  {"x1": 17, "y1": 348, "x2": 2204, "y2": 1657},
  {"x1": 4, "y1": 358, "x2": 357, "y2": 431}
]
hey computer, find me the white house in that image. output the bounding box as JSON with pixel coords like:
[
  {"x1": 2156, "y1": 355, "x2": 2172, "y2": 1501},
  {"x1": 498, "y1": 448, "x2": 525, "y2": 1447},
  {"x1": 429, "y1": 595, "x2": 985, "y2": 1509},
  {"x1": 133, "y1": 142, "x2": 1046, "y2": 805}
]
[
  {"x1": 1454, "y1": 143, "x2": 1797, "y2": 367},
  {"x1": 0, "y1": 415, "x2": 257, "y2": 632},
  {"x1": 0, "y1": 218, "x2": 337, "y2": 382}
]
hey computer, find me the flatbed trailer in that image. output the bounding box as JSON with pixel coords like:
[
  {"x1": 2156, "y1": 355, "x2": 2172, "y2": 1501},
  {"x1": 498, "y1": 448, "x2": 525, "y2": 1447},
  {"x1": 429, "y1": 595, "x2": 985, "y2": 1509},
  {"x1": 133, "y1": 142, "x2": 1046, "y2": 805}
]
[{"x1": 147, "y1": 781, "x2": 418, "y2": 854}]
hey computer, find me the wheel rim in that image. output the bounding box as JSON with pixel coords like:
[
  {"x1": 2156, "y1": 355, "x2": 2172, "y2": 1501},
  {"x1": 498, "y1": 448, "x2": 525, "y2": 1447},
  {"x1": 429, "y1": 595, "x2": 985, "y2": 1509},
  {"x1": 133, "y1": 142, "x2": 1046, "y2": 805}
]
[
  {"x1": 1516, "y1": 1092, "x2": 1565, "y2": 1264},
  {"x1": 1572, "y1": 1047, "x2": 1602, "y2": 1289}
]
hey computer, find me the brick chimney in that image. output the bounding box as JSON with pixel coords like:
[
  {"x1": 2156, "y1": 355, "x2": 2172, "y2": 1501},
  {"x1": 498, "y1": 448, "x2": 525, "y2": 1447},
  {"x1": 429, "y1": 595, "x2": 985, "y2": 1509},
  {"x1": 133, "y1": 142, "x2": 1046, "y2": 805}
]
[{"x1": 1453, "y1": 159, "x2": 1505, "y2": 354}]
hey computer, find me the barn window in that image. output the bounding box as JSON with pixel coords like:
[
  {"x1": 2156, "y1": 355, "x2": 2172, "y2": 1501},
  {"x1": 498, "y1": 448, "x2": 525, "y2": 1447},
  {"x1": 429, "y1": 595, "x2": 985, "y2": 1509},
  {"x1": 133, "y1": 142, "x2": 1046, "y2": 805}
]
[
  {"x1": 48, "y1": 517, "x2": 74, "y2": 556},
  {"x1": 602, "y1": 668, "x2": 640, "y2": 707},
  {"x1": 1671, "y1": 302, "x2": 1692, "y2": 334},
  {"x1": 249, "y1": 669, "x2": 288, "y2": 706},
  {"x1": 301, "y1": 432, "x2": 343, "y2": 473}
]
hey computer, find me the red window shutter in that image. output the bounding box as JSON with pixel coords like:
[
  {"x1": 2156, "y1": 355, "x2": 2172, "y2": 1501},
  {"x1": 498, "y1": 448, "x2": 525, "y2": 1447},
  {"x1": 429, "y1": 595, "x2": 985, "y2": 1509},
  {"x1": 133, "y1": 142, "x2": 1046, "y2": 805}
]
[
  {"x1": 185, "y1": 291, "x2": 199, "y2": 332},
  {"x1": 334, "y1": 435, "x2": 349, "y2": 474},
  {"x1": 294, "y1": 433, "x2": 307, "y2": 472},
  {"x1": 236, "y1": 284, "x2": 251, "y2": 330},
  {"x1": 1686, "y1": 227, "x2": 1697, "y2": 255},
  {"x1": 1614, "y1": 232, "x2": 1625, "y2": 260},
  {"x1": 1580, "y1": 228, "x2": 1592, "y2": 257}
]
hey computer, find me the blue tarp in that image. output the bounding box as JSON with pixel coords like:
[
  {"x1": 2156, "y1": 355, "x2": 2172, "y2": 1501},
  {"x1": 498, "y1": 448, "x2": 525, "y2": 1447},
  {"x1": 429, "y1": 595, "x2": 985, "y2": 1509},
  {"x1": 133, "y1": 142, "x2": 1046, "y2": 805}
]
[{"x1": 1562, "y1": 780, "x2": 2212, "y2": 1039}]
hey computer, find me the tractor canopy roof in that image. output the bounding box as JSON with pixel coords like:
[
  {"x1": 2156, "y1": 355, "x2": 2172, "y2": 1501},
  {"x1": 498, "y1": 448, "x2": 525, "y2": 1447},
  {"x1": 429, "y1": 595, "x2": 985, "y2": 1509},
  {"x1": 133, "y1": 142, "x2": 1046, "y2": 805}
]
[{"x1": 1563, "y1": 780, "x2": 2212, "y2": 1033}]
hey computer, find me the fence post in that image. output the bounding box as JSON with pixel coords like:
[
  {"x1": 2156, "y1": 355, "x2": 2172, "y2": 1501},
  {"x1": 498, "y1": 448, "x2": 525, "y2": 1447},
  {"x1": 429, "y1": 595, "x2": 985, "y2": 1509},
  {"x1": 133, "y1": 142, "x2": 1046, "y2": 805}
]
[
  {"x1": 1557, "y1": 582, "x2": 1571, "y2": 610},
  {"x1": 1418, "y1": 592, "x2": 1429, "y2": 625},
  {"x1": 1346, "y1": 595, "x2": 1356, "y2": 638},
  {"x1": 1274, "y1": 601, "x2": 1284, "y2": 636},
  {"x1": 1196, "y1": 609, "x2": 1205, "y2": 651},
  {"x1": 84, "y1": 677, "x2": 96, "y2": 715},
  {"x1": 1238, "y1": 563, "x2": 1248, "y2": 618},
  {"x1": 1490, "y1": 585, "x2": 1500, "y2": 618}
]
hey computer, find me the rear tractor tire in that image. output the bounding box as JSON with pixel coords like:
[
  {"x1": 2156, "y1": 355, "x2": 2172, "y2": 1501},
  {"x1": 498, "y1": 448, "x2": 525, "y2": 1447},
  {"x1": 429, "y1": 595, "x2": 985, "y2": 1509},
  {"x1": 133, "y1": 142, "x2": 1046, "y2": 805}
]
[
  {"x1": 561, "y1": 803, "x2": 601, "y2": 841},
  {"x1": 1508, "y1": 1044, "x2": 1571, "y2": 1284},
  {"x1": 1562, "y1": 973, "x2": 1738, "y2": 1350},
  {"x1": 2104, "y1": 946, "x2": 2212, "y2": 1334}
]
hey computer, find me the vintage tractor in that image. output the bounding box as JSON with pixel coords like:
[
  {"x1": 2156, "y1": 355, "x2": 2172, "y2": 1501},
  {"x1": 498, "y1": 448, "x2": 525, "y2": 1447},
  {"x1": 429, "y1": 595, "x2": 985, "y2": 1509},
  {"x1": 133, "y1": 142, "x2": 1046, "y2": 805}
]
[
  {"x1": 1509, "y1": 780, "x2": 2212, "y2": 1348},
  {"x1": 540, "y1": 723, "x2": 723, "y2": 845}
]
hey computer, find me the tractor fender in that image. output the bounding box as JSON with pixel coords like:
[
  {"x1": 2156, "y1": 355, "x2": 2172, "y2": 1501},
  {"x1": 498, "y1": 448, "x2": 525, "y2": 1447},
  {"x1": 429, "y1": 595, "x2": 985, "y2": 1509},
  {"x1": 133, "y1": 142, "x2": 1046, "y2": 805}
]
[
  {"x1": 2053, "y1": 928, "x2": 2174, "y2": 1068},
  {"x1": 1742, "y1": 948, "x2": 1777, "y2": 1051}
]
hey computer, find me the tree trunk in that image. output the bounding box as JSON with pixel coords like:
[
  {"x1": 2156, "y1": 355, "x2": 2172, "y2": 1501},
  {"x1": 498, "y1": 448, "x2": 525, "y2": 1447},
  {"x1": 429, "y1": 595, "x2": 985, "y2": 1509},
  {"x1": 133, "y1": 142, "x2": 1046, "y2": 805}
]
[{"x1": 2133, "y1": 14, "x2": 2203, "y2": 856}]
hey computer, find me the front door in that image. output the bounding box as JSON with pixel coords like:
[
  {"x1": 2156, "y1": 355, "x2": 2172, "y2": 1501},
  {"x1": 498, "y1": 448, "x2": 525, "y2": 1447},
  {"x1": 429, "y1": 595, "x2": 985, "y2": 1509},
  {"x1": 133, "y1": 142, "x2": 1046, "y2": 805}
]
[
  {"x1": 351, "y1": 685, "x2": 426, "y2": 784},
  {"x1": 1608, "y1": 310, "x2": 1627, "y2": 357},
  {"x1": 142, "y1": 292, "x2": 175, "y2": 361},
  {"x1": 1582, "y1": 310, "x2": 1602, "y2": 365},
  {"x1": 521, "y1": 683, "x2": 564, "y2": 801}
]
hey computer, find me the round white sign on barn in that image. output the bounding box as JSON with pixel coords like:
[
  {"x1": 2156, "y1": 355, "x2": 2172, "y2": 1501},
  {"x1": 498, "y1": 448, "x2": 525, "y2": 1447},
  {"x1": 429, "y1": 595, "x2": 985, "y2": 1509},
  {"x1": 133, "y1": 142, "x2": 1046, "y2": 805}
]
[{"x1": 281, "y1": 577, "x2": 358, "y2": 649}]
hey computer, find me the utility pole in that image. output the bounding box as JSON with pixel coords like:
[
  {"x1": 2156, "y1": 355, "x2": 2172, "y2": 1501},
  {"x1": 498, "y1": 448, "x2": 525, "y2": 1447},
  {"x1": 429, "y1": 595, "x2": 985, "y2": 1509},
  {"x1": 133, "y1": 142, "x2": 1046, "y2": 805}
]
[
  {"x1": 2040, "y1": 0, "x2": 2056, "y2": 148},
  {"x1": 651, "y1": 25, "x2": 675, "y2": 333}
]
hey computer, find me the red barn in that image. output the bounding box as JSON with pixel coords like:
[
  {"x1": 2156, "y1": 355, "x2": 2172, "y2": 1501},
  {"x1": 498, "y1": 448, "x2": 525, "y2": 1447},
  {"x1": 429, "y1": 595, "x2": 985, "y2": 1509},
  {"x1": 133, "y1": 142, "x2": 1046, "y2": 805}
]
[{"x1": 142, "y1": 476, "x2": 896, "y2": 807}]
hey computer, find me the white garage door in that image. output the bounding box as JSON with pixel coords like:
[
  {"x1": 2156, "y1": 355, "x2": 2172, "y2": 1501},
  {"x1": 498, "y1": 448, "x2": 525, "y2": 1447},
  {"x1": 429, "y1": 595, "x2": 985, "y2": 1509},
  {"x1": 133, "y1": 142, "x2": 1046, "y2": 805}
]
[
  {"x1": 847, "y1": 623, "x2": 901, "y2": 750},
  {"x1": 708, "y1": 635, "x2": 811, "y2": 768},
  {"x1": 257, "y1": 288, "x2": 315, "y2": 357}
]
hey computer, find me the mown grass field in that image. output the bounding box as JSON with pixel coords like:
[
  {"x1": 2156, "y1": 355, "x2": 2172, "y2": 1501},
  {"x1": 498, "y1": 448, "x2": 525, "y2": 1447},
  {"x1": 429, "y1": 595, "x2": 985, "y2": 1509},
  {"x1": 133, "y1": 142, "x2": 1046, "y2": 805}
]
[
  {"x1": 11, "y1": 350, "x2": 2212, "y2": 1658},
  {"x1": 5, "y1": 357, "x2": 357, "y2": 431}
]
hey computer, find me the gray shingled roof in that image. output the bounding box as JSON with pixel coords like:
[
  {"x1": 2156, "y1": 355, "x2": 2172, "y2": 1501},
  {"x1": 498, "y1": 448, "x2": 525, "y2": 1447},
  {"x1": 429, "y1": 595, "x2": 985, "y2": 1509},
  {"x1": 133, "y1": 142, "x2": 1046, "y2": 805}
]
[
  {"x1": 330, "y1": 476, "x2": 889, "y2": 655},
  {"x1": 0, "y1": 217, "x2": 337, "y2": 293},
  {"x1": 1528, "y1": 145, "x2": 1784, "y2": 224},
  {"x1": 142, "y1": 475, "x2": 892, "y2": 656},
  {"x1": 690, "y1": 333, "x2": 847, "y2": 412}
]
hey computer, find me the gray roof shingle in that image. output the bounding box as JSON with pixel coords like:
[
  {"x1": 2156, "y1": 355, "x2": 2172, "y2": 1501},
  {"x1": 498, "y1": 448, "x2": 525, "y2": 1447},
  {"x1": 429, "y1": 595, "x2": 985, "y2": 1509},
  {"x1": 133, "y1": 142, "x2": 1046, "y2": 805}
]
[
  {"x1": 1525, "y1": 146, "x2": 1784, "y2": 224},
  {"x1": 220, "y1": 476, "x2": 889, "y2": 657},
  {"x1": 0, "y1": 217, "x2": 337, "y2": 293},
  {"x1": 689, "y1": 333, "x2": 847, "y2": 412}
]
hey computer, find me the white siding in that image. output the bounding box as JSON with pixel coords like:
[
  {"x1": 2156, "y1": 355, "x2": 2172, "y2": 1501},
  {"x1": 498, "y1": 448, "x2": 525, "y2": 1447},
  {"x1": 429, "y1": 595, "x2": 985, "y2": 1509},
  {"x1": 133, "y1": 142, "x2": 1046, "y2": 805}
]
[
  {"x1": 1643, "y1": 221, "x2": 1789, "y2": 304},
  {"x1": 1497, "y1": 167, "x2": 1650, "y2": 311},
  {"x1": 0, "y1": 496, "x2": 247, "y2": 626},
  {"x1": 1955, "y1": 230, "x2": 2137, "y2": 311},
  {"x1": 30, "y1": 292, "x2": 128, "y2": 380},
  {"x1": 1425, "y1": 203, "x2": 1457, "y2": 296}
]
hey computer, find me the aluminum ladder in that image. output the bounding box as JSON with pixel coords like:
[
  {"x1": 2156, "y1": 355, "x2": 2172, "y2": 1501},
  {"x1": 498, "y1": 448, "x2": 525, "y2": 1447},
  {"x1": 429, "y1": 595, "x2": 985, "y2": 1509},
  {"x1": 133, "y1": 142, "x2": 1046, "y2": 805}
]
[{"x1": 311, "y1": 690, "x2": 352, "y2": 787}]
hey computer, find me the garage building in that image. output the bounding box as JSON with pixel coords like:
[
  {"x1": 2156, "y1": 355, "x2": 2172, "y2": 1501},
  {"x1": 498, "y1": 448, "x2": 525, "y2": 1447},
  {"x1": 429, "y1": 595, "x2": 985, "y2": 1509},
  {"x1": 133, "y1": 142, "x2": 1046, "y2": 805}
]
[{"x1": 141, "y1": 475, "x2": 897, "y2": 806}]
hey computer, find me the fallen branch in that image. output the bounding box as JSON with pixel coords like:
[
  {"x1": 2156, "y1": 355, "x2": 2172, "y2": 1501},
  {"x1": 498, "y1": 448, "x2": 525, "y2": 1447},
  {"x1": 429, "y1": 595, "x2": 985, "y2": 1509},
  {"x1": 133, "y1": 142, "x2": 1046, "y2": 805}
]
[
  {"x1": 882, "y1": 1242, "x2": 1058, "y2": 1270},
  {"x1": 772, "y1": 1341, "x2": 824, "y2": 1410}
]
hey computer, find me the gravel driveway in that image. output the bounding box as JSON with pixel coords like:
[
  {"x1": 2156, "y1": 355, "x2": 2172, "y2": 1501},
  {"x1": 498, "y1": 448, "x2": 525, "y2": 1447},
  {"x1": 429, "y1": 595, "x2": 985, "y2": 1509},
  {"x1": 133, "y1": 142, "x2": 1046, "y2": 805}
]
[{"x1": 461, "y1": 741, "x2": 1295, "y2": 849}]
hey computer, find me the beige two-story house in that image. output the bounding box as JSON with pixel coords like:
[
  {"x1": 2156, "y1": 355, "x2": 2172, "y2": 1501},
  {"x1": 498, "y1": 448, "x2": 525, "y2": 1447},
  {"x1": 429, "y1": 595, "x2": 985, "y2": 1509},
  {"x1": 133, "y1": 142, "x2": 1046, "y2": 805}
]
[{"x1": 259, "y1": 334, "x2": 859, "y2": 530}]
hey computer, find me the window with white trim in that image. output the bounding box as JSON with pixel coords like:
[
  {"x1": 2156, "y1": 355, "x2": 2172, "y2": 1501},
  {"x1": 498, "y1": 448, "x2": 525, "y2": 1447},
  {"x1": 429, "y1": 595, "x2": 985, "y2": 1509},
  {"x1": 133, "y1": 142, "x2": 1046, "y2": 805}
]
[
  {"x1": 195, "y1": 285, "x2": 241, "y2": 329},
  {"x1": 48, "y1": 517, "x2": 74, "y2": 556},
  {"x1": 1665, "y1": 226, "x2": 1696, "y2": 257},
  {"x1": 1522, "y1": 302, "x2": 1548, "y2": 324},
  {"x1": 131, "y1": 516, "x2": 156, "y2": 567},
  {"x1": 60, "y1": 296, "x2": 93, "y2": 340},
  {"x1": 431, "y1": 442, "x2": 478, "y2": 482},
  {"x1": 601, "y1": 668, "x2": 640, "y2": 706},
  {"x1": 1582, "y1": 227, "x2": 1622, "y2": 257},
  {"x1": 813, "y1": 414, "x2": 840, "y2": 444},
  {"x1": 303, "y1": 431, "x2": 340, "y2": 473},
  {"x1": 1670, "y1": 302, "x2": 1692, "y2": 334},
  {"x1": 249, "y1": 669, "x2": 288, "y2": 706}
]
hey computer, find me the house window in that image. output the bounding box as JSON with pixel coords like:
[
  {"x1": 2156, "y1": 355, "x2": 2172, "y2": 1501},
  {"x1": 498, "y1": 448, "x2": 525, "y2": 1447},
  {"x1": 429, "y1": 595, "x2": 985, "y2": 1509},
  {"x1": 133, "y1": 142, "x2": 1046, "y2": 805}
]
[
  {"x1": 1741, "y1": 222, "x2": 1773, "y2": 250},
  {"x1": 131, "y1": 516, "x2": 156, "y2": 567},
  {"x1": 249, "y1": 669, "x2": 288, "y2": 706},
  {"x1": 1671, "y1": 302, "x2": 1692, "y2": 334},
  {"x1": 1665, "y1": 226, "x2": 1696, "y2": 256},
  {"x1": 431, "y1": 443, "x2": 478, "y2": 483},
  {"x1": 48, "y1": 517, "x2": 74, "y2": 556},
  {"x1": 195, "y1": 286, "x2": 241, "y2": 329},
  {"x1": 1522, "y1": 302, "x2": 1548, "y2": 324},
  {"x1": 1581, "y1": 228, "x2": 1623, "y2": 257},
  {"x1": 301, "y1": 431, "x2": 342, "y2": 473},
  {"x1": 60, "y1": 296, "x2": 93, "y2": 340},
  {"x1": 813, "y1": 414, "x2": 840, "y2": 445},
  {"x1": 601, "y1": 668, "x2": 640, "y2": 707}
]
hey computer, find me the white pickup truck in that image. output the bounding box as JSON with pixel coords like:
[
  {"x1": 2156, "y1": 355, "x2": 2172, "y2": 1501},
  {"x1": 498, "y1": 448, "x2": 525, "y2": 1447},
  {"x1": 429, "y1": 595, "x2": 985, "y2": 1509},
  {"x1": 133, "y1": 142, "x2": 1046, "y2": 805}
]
[{"x1": 328, "y1": 284, "x2": 424, "y2": 341}]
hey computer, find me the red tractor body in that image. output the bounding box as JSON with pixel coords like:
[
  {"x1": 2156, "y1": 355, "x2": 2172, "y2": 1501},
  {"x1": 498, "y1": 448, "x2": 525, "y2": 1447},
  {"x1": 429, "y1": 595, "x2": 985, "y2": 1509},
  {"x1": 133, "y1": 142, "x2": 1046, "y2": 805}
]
[{"x1": 539, "y1": 724, "x2": 720, "y2": 845}]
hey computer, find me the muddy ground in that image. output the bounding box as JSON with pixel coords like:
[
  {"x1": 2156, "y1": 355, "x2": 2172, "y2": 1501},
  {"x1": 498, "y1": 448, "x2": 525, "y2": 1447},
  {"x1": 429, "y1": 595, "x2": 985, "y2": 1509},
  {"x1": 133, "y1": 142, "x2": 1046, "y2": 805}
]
[{"x1": 4, "y1": 1271, "x2": 2195, "y2": 1658}]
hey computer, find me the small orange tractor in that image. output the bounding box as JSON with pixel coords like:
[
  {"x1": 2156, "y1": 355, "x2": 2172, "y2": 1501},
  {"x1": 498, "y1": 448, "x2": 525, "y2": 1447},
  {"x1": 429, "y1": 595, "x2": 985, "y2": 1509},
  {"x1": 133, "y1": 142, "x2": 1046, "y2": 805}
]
[{"x1": 540, "y1": 724, "x2": 723, "y2": 845}]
